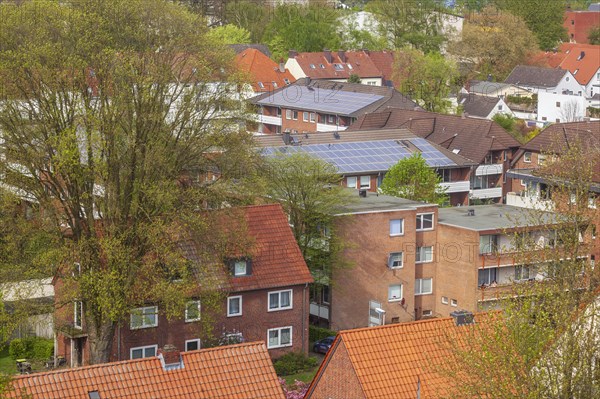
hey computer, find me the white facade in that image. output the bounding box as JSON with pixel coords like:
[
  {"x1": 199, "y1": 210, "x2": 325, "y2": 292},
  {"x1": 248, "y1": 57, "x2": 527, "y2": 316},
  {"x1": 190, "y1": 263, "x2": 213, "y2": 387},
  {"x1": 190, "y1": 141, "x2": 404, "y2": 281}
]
[
  {"x1": 584, "y1": 67, "x2": 600, "y2": 99},
  {"x1": 519, "y1": 71, "x2": 585, "y2": 96},
  {"x1": 537, "y1": 92, "x2": 587, "y2": 124}
]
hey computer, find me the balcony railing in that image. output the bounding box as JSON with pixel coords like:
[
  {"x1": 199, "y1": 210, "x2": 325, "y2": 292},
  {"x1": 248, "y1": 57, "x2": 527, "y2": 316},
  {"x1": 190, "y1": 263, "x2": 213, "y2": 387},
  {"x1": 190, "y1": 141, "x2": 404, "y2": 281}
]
[
  {"x1": 475, "y1": 163, "x2": 503, "y2": 176},
  {"x1": 471, "y1": 187, "x2": 502, "y2": 199},
  {"x1": 440, "y1": 180, "x2": 470, "y2": 193},
  {"x1": 257, "y1": 114, "x2": 282, "y2": 126},
  {"x1": 315, "y1": 123, "x2": 348, "y2": 132}
]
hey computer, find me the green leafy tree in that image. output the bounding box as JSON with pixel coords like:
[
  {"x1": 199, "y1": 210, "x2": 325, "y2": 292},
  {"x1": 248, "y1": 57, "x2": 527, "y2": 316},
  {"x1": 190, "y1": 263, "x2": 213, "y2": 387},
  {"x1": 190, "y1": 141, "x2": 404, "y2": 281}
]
[
  {"x1": 265, "y1": 153, "x2": 353, "y2": 272},
  {"x1": 495, "y1": 0, "x2": 567, "y2": 50},
  {"x1": 393, "y1": 48, "x2": 458, "y2": 113},
  {"x1": 449, "y1": 5, "x2": 538, "y2": 80},
  {"x1": 347, "y1": 74, "x2": 362, "y2": 83},
  {"x1": 0, "y1": 0, "x2": 258, "y2": 364},
  {"x1": 366, "y1": 0, "x2": 447, "y2": 53},
  {"x1": 380, "y1": 153, "x2": 449, "y2": 205},
  {"x1": 588, "y1": 25, "x2": 600, "y2": 45},
  {"x1": 206, "y1": 24, "x2": 251, "y2": 44},
  {"x1": 436, "y1": 140, "x2": 600, "y2": 398},
  {"x1": 225, "y1": 0, "x2": 271, "y2": 43},
  {"x1": 262, "y1": 3, "x2": 342, "y2": 61}
]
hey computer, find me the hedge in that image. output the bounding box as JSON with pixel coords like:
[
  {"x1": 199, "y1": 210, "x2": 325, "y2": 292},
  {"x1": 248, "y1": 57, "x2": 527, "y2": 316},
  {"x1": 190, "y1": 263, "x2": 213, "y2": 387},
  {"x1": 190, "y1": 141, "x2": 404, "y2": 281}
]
[
  {"x1": 9, "y1": 337, "x2": 54, "y2": 361},
  {"x1": 273, "y1": 352, "x2": 317, "y2": 376},
  {"x1": 309, "y1": 325, "x2": 337, "y2": 343}
]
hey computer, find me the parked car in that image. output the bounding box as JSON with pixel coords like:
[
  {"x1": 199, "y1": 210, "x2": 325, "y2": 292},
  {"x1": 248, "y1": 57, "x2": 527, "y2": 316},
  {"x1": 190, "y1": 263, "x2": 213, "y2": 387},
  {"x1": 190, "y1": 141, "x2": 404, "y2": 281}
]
[{"x1": 313, "y1": 336, "x2": 336, "y2": 354}]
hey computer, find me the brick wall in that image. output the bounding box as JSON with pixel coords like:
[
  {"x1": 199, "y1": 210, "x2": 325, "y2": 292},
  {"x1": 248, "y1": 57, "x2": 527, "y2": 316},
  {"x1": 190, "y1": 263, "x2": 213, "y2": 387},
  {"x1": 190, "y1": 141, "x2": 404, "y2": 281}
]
[
  {"x1": 307, "y1": 340, "x2": 365, "y2": 399},
  {"x1": 330, "y1": 205, "x2": 439, "y2": 330}
]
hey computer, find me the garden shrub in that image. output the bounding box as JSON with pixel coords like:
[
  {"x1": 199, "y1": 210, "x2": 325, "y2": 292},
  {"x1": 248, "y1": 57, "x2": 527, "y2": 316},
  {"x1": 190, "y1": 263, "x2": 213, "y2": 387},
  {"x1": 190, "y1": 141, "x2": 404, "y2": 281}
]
[
  {"x1": 8, "y1": 337, "x2": 53, "y2": 360},
  {"x1": 273, "y1": 352, "x2": 317, "y2": 376},
  {"x1": 309, "y1": 325, "x2": 336, "y2": 343}
]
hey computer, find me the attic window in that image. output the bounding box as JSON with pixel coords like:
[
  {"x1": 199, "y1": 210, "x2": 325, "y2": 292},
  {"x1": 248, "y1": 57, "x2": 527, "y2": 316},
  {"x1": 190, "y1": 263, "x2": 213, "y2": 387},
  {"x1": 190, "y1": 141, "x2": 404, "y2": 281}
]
[
  {"x1": 573, "y1": 69, "x2": 579, "y2": 75},
  {"x1": 272, "y1": 81, "x2": 278, "y2": 89},
  {"x1": 88, "y1": 392, "x2": 100, "y2": 399},
  {"x1": 333, "y1": 64, "x2": 344, "y2": 70},
  {"x1": 452, "y1": 149, "x2": 460, "y2": 154},
  {"x1": 258, "y1": 82, "x2": 265, "y2": 89},
  {"x1": 310, "y1": 64, "x2": 316, "y2": 69},
  {"x1": 229, "y1": 258, "x2": 252, "y2": 276},
  {"x1": 319, "y1": 64, "x2": 325, "y2": 69},
  {"x1": 283, "y1": 78, "x2": 290, "y2": 85},
  {"x1": 347, "y1": 64, "x2": 353, "y2": 70}
]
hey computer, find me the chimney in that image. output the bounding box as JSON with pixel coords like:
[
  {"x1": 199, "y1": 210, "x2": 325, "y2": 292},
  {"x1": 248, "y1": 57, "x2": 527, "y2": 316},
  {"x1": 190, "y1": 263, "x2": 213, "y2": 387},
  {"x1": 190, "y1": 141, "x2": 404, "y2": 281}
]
[
  {"x1": 359, "y1": 189, "x2": 367, "y2": 198},
  {"x1": 279, "y1": 62, "x2": 285, "y2": 73},
  {"x1": 450, "y1": 310, "x2": 474, "y2": 326},
  {"x1": 323, "y1": 49, "x2": 333, "y2": 63},
  {"x1": 338, "y1": 50, "x2": 346, "y2": 63},
  {"x1": 289, "y1": 50, "x2": 298, "y2": 58}
]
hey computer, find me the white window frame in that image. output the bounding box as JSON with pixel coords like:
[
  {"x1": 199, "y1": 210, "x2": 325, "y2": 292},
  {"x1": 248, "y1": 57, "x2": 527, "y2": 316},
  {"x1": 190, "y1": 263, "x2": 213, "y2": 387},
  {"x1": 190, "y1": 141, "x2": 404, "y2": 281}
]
[
  {"x1": 441, "y1": 296, "x2": 449, "y2": 304},
  {"x1": 451, "y1": 299, "x2": 458, "y2": 307},
  {"x1": 346, "y1": 176, "x2": 357, "y2": 189},
  {"x1": 185, "y1": 339, "x2": 201, "y2": 352},
  {"x1": 258, "y1": 81, "x2": 265, "y2": 89},
  {"x1": 388, "y1": 252, "x2": 404, "y2": 269},
  {"x1": 415, "y1": 278, "x2": 433, "y2": 295},
  {"x1": 267, "y1": 326, "x2": 293, "y2": 349},
  {"x1": 268, "y1": 289, "x2": 293, "y2": 311},
  {"x1": 538, "y1": 154, "x2": 546, "y2": 165},
  {"x1": 310, "y1": 112, "x2": 316, "y2": 123},
  {"x1": 74, "y1": 301, "x2": 83, "y2": 330},
  {"x1": 292, "y1": 110, "x2": 298, "y2": 120},
  {"x1": 416, "y1": 246, "x2": 433, "y2": 263},
  {"x1": 303, "y1": 111, "x2": 309, "y2": 122},
  {"x1": 416, "y1": 213, "x2": 434, "y2": 231},
  {"x1": 524, "y1": 152, "x2": 532, "y2": 163},
  {"x1": 130, "y1": 344, "x2": 158, "y2": 360},
  {"x1": 388, "y1": 284, "x2": 403, "y2": 302},
  {"x1": 515, "y1": 265, "x2": 533, "y2": 281},
  {"x1": 285, "y1": 109, "x2": 291, "y2": 120},
  {"x1": 227, "y1": 295, "x2": 243, "y2": 317},
  {"x1": 422, "y1": 310, "x2": 433, "y2": 317},
  {"x1": 130, "y1": 306, "x2": 158, "y2": 329},
  {"x1": 185, "y1": 300, "x2": 201, "y2": 322},
  {"x1": 359, "y1": 175, "x2": 370, "y2": 189},
  {"x1": 389, "y1": 219, "x2": 404, "y2": 236},
  {"x1": 233, "y1": 260, "x2": 247, "y2": 276}
]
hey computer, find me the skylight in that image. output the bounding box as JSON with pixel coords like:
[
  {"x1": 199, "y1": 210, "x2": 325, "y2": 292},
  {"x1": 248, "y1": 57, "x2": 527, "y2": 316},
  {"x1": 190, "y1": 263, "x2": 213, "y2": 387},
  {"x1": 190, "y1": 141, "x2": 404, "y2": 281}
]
[
  {"x1": 320, "y1": 64, "x2": 325, "y2": 69},
  {"x1": 310, "y1": 64, "x2": 316, "y2": 69},
  {"x1": 347, "y1": 64, "x2": 353, "y2": 70},
  {"x1": 333, "y1": 64, "x2": 344, "y2": 70}
]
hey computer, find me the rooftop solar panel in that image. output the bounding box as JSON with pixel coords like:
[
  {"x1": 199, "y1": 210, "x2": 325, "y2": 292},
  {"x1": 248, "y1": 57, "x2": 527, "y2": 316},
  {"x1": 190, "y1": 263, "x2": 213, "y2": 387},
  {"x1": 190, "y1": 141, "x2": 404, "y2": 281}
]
[
  {"x1": 262, "y1": 139, "x2": 458, "y2": 174},
  {"x1": 256, "y1": 86, "x2": 384, "y2": 116}
]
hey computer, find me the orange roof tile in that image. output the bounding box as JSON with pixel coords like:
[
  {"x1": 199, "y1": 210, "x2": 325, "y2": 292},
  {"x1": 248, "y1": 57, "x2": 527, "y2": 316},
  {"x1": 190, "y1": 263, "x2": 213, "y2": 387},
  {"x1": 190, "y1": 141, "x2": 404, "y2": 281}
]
[
  {"x1": 9, "y1": 342, "x2": 285, "y2": 399},
  {"x1": 235, "y1": 48, "x2": 295, "y2": 93},
  {"x1": 290, "y1": 50, "x2": 383, "y2": 80},
  {"x1": 307, "y1": 313, "x2": 501, "y2": 399},
  {"x1": 546, "y1": 43, "x2": 599, "y2": 85}
]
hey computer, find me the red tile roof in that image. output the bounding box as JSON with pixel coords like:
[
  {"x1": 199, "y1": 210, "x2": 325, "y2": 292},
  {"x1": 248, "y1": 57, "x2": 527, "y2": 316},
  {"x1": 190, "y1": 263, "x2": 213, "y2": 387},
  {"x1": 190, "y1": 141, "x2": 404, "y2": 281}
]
[
  {"x1": 236, "y1": 48, "x2": 295, "y2": 93},
  {"x1": 564, "y1": 11, "x2": 600, "y2": 44},
  {"x1": 306, "y1": 313, "x2": 501, "y2": 399},
  {"x1": 9, "y1": 342, "x2": 285, "y2": 399},
  {"x1": 533, "y1": 43, "x2": 600, "y2": 86},
  {"x1": 289, "y1": 50, "x2": 383, "y2": 80},
  {"x1": 348, "y1": 109, "x2": 520, "y2": 164}
]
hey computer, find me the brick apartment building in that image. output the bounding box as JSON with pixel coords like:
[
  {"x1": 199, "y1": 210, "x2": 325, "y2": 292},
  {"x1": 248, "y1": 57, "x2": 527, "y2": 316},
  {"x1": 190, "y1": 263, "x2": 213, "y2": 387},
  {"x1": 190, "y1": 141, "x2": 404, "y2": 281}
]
[
  {"x1": 347, "y1": 108, "x2": 522, "y2": 203},
  {"x1": 55, "y1": 204, "x2": 313, "y2": 367},
  {"x1": 255, "y1": 129, "x2": 476, "y2": 206},
  {"x1": 314, "y1": 191, "x2": 574, "y2": 331},
  {"x1": 506, "y1": 120, "x2": 600, "y2": 262},
  {"x1": 249, "y1": 78, "x2": 419, "y2": 134},
  {"x1": 564, "y1": 7, "x2": 600, "y2": 44}
]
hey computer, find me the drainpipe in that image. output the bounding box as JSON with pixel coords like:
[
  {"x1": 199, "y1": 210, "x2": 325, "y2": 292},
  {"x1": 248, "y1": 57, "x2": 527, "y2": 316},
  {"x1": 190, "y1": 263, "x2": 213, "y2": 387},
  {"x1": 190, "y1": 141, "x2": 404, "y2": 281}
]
[
  {"x1": 117, "y1": 325, "x2": 121, "y2": 361},
  {"x1": 302, "y1": 283, "x2": 308, "y2": 353}
]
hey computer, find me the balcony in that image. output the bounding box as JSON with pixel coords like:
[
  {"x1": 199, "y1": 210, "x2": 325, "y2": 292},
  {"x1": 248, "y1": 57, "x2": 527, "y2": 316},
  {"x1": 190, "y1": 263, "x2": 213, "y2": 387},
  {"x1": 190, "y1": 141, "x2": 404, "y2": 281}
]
[
  {"x1": 257, "y1": 114, "x2": 282, "y2": 126},
  {"x1": 475, "y1": 163, "x2": 503, "y2": 176},
  {"x1": 471, "y1": 187, "x2": 502, "y2": 199},
  {"x1": 506, "y1": 191, "x2": 553, "y2": 211},
  {"x1": 316, "y1": 123, "x2": 348, "y2": 132},
  {"x1": 440, "y1": 180, "x2": 470, "y2": 193},
  {"x1": 310, "y1": 303, "x2": 330, "y2": 320}
]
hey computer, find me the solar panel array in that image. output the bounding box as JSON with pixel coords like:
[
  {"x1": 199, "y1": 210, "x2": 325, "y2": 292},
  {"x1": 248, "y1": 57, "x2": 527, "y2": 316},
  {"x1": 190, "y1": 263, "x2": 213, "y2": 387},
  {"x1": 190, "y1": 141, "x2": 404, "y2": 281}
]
[
  {"x1": 262, "y1": 139, "x2": 458, "y2": 174},
  {"x1": 256, "y1": 86, "x2": 384, "y2": 115},
  {"x1": 410, "y1": 138, "x2": 456, "y2": 167}
]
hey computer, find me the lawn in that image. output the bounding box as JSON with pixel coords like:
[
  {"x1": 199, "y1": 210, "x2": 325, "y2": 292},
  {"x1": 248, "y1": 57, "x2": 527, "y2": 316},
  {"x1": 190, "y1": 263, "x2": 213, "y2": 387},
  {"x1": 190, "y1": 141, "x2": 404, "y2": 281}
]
[
  {"x1": 280, "y1": 352, "x2": 322, "y2": 386},
  {"x1": 0, "y1": 346, "x2": 16, "y2": 375}
]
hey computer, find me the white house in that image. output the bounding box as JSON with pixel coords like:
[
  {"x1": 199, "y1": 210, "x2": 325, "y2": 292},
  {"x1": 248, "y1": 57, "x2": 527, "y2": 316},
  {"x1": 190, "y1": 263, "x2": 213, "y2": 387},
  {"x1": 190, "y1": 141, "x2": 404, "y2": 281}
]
[
  {"x1": 505, "y1": 65, "x2": 585, "y2": 96},
  {"x1": 537, "y1": 91, "x2": 587, "y2": 124}
]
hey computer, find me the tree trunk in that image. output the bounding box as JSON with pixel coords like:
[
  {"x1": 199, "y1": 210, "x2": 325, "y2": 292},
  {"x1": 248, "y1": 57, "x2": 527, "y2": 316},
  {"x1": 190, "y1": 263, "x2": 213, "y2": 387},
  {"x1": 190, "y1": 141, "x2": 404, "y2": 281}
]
[{"x1": 86, "y1": 319, "x2": 116, "y2": 365}]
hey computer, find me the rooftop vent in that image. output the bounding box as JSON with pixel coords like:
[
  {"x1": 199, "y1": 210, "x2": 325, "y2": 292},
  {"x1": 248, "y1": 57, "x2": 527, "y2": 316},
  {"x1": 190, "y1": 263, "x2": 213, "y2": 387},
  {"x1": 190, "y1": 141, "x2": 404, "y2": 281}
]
[
  {"x1": 88, "y1": 391, "x2": 100, "y2": 399},
  {"x1": 450, "y1": 310, "x2": 474, "y2": 326},
  {"x1": 158, "y1": 345, "x2": 183, "y2": 371},
  {"x1": 467, "y1": 209, "x2": 475, "y2": 216},
  {"x1": 359, "y1": 189, "x2": 367, "y2": 198}
]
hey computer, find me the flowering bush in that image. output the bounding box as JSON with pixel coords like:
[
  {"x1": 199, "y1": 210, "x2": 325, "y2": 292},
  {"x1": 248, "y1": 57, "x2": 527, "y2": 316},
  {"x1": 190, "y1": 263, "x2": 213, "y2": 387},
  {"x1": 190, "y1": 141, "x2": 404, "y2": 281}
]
[{"x1": 279, "y1": 378, "x2": 309, "y2": 399}]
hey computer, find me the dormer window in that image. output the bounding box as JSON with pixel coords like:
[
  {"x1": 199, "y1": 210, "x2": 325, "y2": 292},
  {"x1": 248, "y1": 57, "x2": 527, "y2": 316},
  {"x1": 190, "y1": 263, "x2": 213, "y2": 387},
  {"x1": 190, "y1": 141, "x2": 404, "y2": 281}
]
[
  {"x1": 272, "y1": 81, "x2": 278, "y2": 89},
  {"x1": 347, "y1": 64, "x2": 353, "y2": 70},
  {"x1": 257, "y1": 82, "x2": 265, "y2": 89},
  {"x1": 320, "y1": 64, "x2": 325, "y2": 68},
  {"x1": 228, "y1": 258, "x2": 252, "y2": 276},
  {"x1": 310, "y1": 64, "x2": 316, "y2": 69},
  {"x1": 333, "y1": 64, "x2": 344, "y2": 70},
  {"x1": 284, "y1": 78, "x2": 290, "y2": 85}
]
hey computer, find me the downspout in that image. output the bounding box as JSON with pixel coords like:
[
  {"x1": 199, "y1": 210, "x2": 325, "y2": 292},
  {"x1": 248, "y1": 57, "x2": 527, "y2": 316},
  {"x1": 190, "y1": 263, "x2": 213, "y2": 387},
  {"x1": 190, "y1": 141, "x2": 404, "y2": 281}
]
[
  {"x1": 117, "y1": 325, "x2": 121, "y2": 361},
  {"x1": 302, "y1": 283, "x2": 308, "y2": 354}
]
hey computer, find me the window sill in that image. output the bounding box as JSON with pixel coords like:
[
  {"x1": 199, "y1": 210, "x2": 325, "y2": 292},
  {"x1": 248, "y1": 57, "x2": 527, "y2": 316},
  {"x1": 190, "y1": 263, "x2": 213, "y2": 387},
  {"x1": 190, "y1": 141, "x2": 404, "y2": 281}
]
[
  {"x1": 388, "y1": 298, "x2": 402, "y2": 303},
  {"x1": 415, "y1": 292, "x2": 432, "y2": 296},
  {"x1": 389, "y1": 234, "x2": 404, "y2": 237},
  {"x1": 268, "y1": 307, "x2": 293, "y2": 312},
  {"x1": 415, "y1": 260, "x2": 433, "y2": 264},
  {"x1": 130, "y1": 325, "x2": 158, "y2": 330},
  {"x1": 185, "y1": 319, "x2": 201, "y2": 323},
  {"x1": 416, "y1": 228, "x2": 434, "y2": 232},
  {"x1": 389, "y1": 266, "x2": 403, "y2": 270},
  {"x1": 227, "y1": 313, "x2": 242, "y2": 318},
  {"x1": 267, "y1": 343, "x2": 293, "y2": 350}
]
